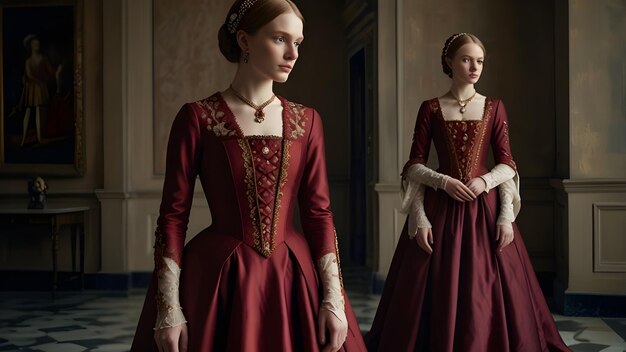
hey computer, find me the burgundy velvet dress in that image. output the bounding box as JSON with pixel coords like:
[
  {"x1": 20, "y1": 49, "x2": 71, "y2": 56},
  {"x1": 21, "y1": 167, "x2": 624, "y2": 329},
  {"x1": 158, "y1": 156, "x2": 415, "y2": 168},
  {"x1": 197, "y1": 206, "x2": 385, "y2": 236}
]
[
  {"x1": 131, "y1": 93, "x2": 367, "y2": 351},
  {"x1": 365, "y1": 98, "x2": 570, "y2": 352}
]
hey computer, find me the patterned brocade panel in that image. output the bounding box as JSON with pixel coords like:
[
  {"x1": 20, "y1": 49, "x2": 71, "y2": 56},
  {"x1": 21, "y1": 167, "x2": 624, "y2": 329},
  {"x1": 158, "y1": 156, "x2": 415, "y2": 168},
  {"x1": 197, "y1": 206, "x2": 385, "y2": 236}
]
[
  {"x1": 253, "y1": 138, "x2": 284, "y2": 256},
  {"x1": 445, "y1": 120, "x2": 482, "y2": 183}
]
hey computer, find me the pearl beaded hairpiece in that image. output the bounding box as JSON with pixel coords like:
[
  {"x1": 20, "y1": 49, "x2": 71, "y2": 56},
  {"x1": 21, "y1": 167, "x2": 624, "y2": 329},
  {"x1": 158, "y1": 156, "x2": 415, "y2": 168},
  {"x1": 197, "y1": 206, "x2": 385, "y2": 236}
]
[
  {"x1": 227, "y1": 0, "x2": 259, "y2": 34},
  {"x1": 443, "y1": 33, "x2": 468, "y2": 57}
]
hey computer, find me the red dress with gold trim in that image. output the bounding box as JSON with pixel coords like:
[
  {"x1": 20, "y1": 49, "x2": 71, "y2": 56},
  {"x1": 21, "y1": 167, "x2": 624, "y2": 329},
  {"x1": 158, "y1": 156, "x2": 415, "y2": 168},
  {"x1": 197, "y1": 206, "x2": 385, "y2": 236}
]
[
  {"x1": 365, "y1": 98, "x2": 570, "y2": 351},
  {"x1": 131, "y1": 93, "x2": 367, "y2": 351}
]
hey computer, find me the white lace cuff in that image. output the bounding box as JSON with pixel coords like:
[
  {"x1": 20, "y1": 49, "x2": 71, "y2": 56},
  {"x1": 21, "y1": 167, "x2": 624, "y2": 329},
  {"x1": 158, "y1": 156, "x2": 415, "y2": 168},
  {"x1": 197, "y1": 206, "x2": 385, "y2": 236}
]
[
  {"x1": 404, "y1": 184, "x2": 431, "y2": 239},
  {"x1": 479, "y1": 164, "x2": 516, "y2": 193},
  {"x1": 404, "y1": 163, "x2": 450, "y2": 191},
  {"x1": 317, "y1": 252, "x2": 346, "y2": 324},
  {"x1": 497, "y1": 171, "x2": 521, "y2": 225},
  {"x1": 154, "y1": 256, "x2": 187, "y2": 330}
]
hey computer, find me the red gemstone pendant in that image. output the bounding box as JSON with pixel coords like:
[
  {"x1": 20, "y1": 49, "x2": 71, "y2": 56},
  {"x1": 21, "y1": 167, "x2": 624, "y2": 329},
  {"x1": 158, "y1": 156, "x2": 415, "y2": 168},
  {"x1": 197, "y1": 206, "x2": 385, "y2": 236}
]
[{"x1": 254, "y1": 109, "x2": 265, "y2": 123}]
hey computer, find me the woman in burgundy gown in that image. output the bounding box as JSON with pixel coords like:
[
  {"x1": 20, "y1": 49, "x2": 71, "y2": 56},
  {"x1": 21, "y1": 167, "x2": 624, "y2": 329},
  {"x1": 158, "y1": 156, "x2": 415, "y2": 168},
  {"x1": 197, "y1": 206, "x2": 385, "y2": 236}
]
[
  {"x1": 131, "y1": 1, "x2": 367, "y2": 351},
  {"x1": 364, "y1": 33, "x2": 570, "y2": 351}
]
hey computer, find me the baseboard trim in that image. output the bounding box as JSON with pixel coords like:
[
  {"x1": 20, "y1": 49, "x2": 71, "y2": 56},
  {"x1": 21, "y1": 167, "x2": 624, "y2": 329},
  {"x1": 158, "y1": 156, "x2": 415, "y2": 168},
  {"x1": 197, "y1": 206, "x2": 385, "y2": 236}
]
[
  {"x1": 6, "y1": 271, "x2": 624, "y2": 317},
  {"x1": 0, "y1": 271, "x2": 153, "y2": 291},
  {"x1": 560, "y1": 293, "x2": 626, "y2": 317}
]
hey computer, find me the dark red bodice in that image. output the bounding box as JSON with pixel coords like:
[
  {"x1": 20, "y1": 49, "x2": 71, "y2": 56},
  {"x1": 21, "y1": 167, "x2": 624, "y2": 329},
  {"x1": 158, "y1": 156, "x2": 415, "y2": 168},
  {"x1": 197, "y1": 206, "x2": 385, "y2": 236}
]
[
  {"x1": 156, "y1": 93, "x2": 340, "y2": 263},
  {"x1": 403, "y1": 98, "x2": 516, "y2": 182}
]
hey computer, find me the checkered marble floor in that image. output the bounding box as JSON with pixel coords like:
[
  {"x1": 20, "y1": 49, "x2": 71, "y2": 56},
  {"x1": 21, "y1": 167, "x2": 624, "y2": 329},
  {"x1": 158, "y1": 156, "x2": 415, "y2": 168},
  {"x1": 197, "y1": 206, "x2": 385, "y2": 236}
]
[{"x1": 0, "y1": 291, "x2": 624, "y2": 351}]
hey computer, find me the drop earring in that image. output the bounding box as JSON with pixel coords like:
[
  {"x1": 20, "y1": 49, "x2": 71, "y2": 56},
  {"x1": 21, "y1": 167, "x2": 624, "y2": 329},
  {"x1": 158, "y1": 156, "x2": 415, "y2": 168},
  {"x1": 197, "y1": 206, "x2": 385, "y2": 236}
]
[{"x1": 243, "y1": 50, "x2": 249, "y2": 63}]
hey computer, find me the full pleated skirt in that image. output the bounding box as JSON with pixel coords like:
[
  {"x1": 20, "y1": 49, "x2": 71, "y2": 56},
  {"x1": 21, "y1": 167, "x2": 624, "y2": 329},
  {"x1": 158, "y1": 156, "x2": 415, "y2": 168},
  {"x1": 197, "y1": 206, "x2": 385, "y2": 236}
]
[
  {"x1": 365, "y1": 189, "x2": 570, "y2": 352},
  {"x1": 132, "y1": 229, "x2": 366, "y2": 352}
]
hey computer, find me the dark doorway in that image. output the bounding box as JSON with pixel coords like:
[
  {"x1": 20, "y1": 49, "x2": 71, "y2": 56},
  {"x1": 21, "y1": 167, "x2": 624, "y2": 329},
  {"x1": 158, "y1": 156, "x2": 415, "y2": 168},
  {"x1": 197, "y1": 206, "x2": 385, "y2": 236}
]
[{"x1": 348, "y1": 46, "x2": 375, "y2": 267}]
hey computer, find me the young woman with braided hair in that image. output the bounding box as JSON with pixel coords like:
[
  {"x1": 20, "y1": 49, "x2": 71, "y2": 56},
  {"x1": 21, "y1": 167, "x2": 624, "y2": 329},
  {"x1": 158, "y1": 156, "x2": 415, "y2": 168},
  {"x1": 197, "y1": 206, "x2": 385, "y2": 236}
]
[
  {"x1": 131, "y1": 1, "x2": 366, "y2": 351},
  {"x1": 364, "y1": 33, "x2": 570, "y2": 351}
]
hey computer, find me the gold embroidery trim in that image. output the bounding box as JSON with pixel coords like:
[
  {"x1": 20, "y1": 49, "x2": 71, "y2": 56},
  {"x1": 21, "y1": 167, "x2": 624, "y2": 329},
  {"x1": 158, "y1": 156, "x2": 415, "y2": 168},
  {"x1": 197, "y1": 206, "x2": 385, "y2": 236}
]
[
  {"x1": 287, "y1": 101, "x2": 307, "y2": 139},
  {"x1": 268, "y1": 139, "x2": 291, "y2": 257},
  {"x1": 333, "y1": 227, "x2": 344, "y2": 288},
  {"x1": 197, "y1": 96, "x2": 236, "y2": 137},
  {"x1": 245, "y1": 135, "x2": 282, "y2": 140},
  {"x1": 238, "y1": 138, "x2": 291, "y2": 257},
  {"x1": 436, "y1": 100, "x2": 464, "y2": 181},
  {"x1": 153, "y1": 227, "x2": 172, "y2": 315},
  {"x1": 500, "y1": 118, "x2": 516, "y2": 168},
  {"x1": 238, "y1": 139, "x2": 263, "y2": 255},
  {"x1": 467, "y1": 99, "x2": 492, "y2": 180},
  {"x1": 454, "y1": 121, "x2": 479, "y2": 182}
]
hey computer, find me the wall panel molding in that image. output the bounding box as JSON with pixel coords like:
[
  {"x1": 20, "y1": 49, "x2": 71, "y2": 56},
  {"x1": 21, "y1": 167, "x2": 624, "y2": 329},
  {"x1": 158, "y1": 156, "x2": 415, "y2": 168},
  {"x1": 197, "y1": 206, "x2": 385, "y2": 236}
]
[
  {"x1": 593, "y1": 202, "x2": 626, "y2": 273},
  {"x1": 552, "y1": 178, "x2": 626, "y2": 193}
]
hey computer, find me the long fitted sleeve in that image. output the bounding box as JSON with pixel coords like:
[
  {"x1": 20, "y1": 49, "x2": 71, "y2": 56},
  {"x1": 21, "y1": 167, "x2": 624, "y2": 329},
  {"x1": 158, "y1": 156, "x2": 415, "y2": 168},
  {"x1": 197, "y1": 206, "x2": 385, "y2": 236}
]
[
  {"x1": 490, "y1": 101, "x2": 517, "y2": 172},
  {"x1": 298, "y1": 110, "x2": 340, "y2": 261},
  {"x1": 153, "y1": 103, "x2": 200, "y2": 329},
  {"x1": 399, "y1": 102, "x2": 437, "y2": 237},
  {"x1": 298, "y1": 110, "x2": 345, "y2": 318},
  {"x1": 401, "y1": 102, "x2": 433, "y2": 176},
  {"x1": 490, "y1": 101, "x2": 521, "y2": 223}
]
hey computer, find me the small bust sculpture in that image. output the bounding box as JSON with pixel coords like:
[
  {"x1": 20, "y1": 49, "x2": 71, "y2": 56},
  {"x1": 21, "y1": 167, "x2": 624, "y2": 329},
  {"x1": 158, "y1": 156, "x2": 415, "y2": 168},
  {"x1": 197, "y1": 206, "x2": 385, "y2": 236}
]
[{"x1": 28, "y1": 176, "x2": 48, "y2": 209}]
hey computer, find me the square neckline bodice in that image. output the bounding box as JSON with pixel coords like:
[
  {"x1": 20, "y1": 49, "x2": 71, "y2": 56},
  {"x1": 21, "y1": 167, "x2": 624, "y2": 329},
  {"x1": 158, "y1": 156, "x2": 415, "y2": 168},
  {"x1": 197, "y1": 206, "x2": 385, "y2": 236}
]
[
  {"x1": 216, "y1": 91, "x2": 286, "y2": 140},
  {"x1": 435, "y1": 96, "x2": 491, "y2": 122}
]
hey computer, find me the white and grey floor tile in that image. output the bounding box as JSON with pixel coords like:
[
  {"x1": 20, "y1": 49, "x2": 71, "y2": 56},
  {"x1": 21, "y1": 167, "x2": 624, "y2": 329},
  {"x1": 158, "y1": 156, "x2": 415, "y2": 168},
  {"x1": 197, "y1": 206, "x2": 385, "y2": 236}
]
[{"x1": 0, "y1": 291, "x2": 624, "y2": 351}]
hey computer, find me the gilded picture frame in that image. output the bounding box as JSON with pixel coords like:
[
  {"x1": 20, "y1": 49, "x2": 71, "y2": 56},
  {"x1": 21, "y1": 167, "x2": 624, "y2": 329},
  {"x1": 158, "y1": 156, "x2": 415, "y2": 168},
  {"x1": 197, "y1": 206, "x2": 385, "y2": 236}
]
[{"x1": 0, "y1": 0, "x2": 84, "y2": 176}]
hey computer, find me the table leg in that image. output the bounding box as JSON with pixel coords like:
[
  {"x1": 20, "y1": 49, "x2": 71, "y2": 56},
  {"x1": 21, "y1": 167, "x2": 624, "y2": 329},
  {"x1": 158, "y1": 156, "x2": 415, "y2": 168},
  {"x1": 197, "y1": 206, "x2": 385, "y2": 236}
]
[
  {"x1": 52, "y1": 217, "x2": 59, "y2": 299},
  {"x1": 80, "y1": 223, "x2": 85, "y2": 290},
  {"x1": 71, "y1": 224, "x2": 77, "y2": 273}
]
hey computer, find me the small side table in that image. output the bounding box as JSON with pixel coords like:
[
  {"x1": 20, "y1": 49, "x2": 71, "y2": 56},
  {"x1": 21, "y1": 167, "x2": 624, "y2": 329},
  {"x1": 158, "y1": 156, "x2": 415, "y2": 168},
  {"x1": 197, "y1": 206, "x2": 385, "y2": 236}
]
[{"x1": 0, "y1": 207, "x2": 88, "y2": 295}]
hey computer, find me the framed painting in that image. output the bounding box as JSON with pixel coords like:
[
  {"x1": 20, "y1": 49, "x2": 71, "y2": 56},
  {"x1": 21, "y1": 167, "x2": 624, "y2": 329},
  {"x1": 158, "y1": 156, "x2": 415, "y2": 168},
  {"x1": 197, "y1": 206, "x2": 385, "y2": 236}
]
[{"x1": 0, "y1": 0, "x2": 83, "y2": 176}]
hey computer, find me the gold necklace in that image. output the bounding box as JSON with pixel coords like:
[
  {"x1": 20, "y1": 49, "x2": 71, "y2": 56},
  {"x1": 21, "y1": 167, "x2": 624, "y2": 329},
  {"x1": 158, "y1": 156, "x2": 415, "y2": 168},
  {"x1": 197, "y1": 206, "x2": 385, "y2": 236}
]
[
  {"x1": 450, "y1": 90, "x2": 477, "y2": 114},
  {"x1": 229, "y1": 85, "x2": 276, "y2": 123}
]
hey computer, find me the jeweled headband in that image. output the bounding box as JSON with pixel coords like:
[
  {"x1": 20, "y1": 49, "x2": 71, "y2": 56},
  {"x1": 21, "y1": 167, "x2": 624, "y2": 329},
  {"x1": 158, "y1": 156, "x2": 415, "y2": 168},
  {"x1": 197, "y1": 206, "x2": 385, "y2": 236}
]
[
  {"x1": 227, "y1": 0, "x2": 259, "y2": 34},
  {"x1": 443, "y1": 33, "x2": 468, "y2": 57}
]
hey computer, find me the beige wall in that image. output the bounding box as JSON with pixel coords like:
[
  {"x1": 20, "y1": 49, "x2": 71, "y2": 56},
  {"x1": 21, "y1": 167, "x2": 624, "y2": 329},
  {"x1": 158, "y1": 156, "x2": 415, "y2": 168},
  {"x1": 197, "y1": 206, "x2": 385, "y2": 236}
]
[
  {"x1": 153, "y1": 0, "x2": 235, "y2": 174},
  {"x1": 569, "y1": 0, "x2": 626, "y2": 179},
  {"x1": 555, "y1": 0, "x2": 626, "y2": 295},
  {"x1": 0, "y1": 0, "x2": 103, "y2": 272}
]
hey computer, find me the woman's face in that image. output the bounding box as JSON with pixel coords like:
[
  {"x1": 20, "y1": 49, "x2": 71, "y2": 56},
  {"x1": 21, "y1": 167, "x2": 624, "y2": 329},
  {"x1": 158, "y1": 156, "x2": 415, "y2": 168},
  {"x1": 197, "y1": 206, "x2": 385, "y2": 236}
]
[
  {"x1": 243, "y1": 12, "x2": 304, "y2": 83},
  {"x1": 447, "y1": 43, "x2": 484, "y2": 85},
  {"x1": 30, "y1": 39, "x2": 40, "y2": 53}
]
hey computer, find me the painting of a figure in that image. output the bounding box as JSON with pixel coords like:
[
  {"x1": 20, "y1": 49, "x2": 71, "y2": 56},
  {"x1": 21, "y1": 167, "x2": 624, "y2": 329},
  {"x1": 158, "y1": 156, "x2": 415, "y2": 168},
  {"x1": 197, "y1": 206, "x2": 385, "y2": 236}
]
[{"x1": 1, "y1": 0, "x2": 83, "y2": 175}]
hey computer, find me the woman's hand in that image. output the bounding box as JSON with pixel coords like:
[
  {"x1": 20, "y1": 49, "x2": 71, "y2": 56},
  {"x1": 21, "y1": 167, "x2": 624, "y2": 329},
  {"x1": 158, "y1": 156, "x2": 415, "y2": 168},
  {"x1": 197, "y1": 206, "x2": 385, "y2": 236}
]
[
  {"x1": 466, "y1": 177, "x2": 487, "y2": 196},
  {"x1": 496, "y1": 223, "x2": 514, "y2": 252},
  {"x1": 444, "y1": 178, "x2": 476, "y2": 201},
  {"x1": 154, "y1": 323, "x2": 188, "y2": 352},
  {"x1": 414, "y1": 227, "x2": 433, "y2": 254},
  {"x1": 318, "y1": 309, "x2": 347, "y2": 352}
]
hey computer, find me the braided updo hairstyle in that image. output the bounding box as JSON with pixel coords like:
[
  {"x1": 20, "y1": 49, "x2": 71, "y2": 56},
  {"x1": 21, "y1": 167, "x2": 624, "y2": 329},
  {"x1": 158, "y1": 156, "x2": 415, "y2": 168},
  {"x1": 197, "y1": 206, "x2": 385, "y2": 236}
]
[
  {"x1": 218, "y1": 0, "x2": 304, "y2": 63},
  {"x1": 441, "y1": 33, "x2": 486, "y2": 78}
]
